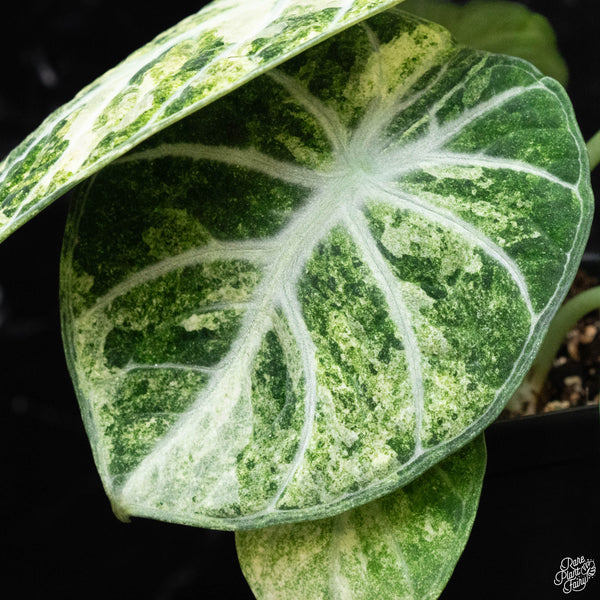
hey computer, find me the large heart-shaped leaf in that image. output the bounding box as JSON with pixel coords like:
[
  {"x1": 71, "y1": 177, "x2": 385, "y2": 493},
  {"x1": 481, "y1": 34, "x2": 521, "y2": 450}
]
[
  {"x1": 61, "y1": 9, "x2": 592, "y2": 530},
  {"x1": 236, "y1": 436, "x2": 485, "y2": 600},
  {"x1": 0, "y1": 0, "x2": 405, "y2": 242}
]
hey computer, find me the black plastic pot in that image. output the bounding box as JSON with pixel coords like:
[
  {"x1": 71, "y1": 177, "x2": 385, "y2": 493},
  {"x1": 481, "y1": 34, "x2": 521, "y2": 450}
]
[
  {"x1": 443, "y1": 405, "x2": 600, "y2": 599},
  {"x1": 442, "y1": 255, "x2": 600, "y2": 599}
]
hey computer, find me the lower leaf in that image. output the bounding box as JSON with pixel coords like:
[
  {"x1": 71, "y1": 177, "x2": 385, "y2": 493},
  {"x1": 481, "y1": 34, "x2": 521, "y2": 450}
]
[{"x1": 236, "y1": 435, "x2": 486, "y2": 600}]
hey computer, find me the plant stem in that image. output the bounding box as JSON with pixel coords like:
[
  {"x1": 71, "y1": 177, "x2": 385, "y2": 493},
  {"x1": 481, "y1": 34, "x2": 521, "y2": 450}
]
[
  {"x1": 508, "y1": 286, "x2": 600, "y2": 413},
  {"x1": 587, "y1": 129, "x2": 600, "y2": 171}
]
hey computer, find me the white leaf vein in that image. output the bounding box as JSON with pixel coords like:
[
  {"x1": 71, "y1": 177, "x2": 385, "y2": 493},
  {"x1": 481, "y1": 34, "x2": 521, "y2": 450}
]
[
  {"x1": 415, "y1": 151, "x2": 578, "y2": 192},
  {"x1": 84, "y1": 239, "x2": 275, "y2": 317},
  {"x1": 119, "y1": 142, "x2": 328, "y2": 188},
  {"x1": 343, "y1": 207, "x2": 425, "y2": 455},
  {"x1": 430, "y1": 82, "x2": 547, "y2": 150},
  {"x1": 268, "y1": 68, "x2": 349, "y2": 152},
  {"x1": 122, "y1": 361, "x2": 221, "y2": 376},
  {"x1": 265, "y1": 285, "x2": 318, "y2": 510},
  {"x1": 375, "y1": 183, "x2": 536, "y2": 318}
]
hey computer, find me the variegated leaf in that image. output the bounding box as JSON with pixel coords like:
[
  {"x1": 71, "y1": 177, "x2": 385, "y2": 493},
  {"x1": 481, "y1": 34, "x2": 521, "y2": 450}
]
[
  {"x1": 236, "y1": 436, "x2": 486, "y2": 600},
  {"x1": 61, "y1": 9, "x2": 592, "y2": 530},
  {"x1": 0, "y1": 0, "x2": 406, "y2": 242}
]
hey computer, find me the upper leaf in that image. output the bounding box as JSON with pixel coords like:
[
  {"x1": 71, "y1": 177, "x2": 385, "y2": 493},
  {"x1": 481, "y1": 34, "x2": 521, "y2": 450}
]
[
  {"x1": 61, "y1": 9, "x2": 592, "y2": 530},
  {"x1": 0, "y1": 0, "x2": 405, "y2": 242}
]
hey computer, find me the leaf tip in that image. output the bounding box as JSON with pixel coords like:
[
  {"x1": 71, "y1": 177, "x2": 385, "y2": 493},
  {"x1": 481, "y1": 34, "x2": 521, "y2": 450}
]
[{"x1": 110, "y1": 498, "x2": 131, "y2": 523}]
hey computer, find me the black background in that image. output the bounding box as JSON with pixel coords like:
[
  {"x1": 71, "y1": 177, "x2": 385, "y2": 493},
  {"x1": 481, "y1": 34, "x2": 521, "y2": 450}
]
[{"x1": 1, "y1": 1, "x2": 599, "y2": 598}]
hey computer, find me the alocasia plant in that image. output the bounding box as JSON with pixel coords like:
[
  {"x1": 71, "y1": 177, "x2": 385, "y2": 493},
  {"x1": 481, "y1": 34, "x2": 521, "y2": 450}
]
[{"x1": 1, "y1": 0, "x2": 595, "y2": 597}]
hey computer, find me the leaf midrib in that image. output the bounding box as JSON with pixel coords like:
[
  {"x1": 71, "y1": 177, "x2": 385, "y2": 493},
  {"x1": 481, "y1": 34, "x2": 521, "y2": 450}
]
[
  {"x1": 114, "y1": 169, "x2": 412, "y2": 514},
  {"x1": 108, "y1": 153, "x2": 546, "y2": 519}
]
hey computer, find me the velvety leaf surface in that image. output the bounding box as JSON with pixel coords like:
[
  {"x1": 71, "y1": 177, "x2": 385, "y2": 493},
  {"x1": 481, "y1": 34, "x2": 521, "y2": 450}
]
[
  {"x1": 61, "y1": 9, "x2": 592, "y2": 529},
  {"x1": 0, "y1": 0, "x2": 405, "y2": 242},
  {"x1": 236, "y1": 436, "x2": 485, "y2": 600},
  {"x1": 402, "y1": 0, "x2": 568, "y2": 85}
]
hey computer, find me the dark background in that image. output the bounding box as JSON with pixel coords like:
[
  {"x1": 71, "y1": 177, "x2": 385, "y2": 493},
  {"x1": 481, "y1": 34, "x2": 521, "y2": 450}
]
[{"x1": 1, "y1": 1, "x2": 599, "y2": 598}]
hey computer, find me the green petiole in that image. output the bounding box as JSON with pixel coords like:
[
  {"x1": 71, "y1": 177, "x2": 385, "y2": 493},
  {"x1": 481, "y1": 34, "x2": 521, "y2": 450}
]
[
  {"x1": 587, "y1": 129, "x2": 600, "y2": 171},
  {"x1": 509, "y1": 286, "x2": 600, "y2": 414}
]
